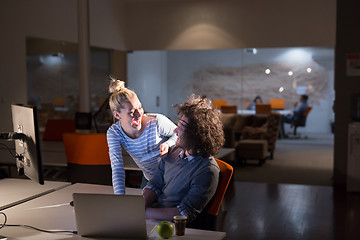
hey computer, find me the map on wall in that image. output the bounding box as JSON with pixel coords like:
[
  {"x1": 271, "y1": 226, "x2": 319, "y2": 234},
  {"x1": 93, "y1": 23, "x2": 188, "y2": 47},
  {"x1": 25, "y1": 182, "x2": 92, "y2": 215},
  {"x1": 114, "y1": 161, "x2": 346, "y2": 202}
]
[{"x1": 191, "y1": 59, "x2": 328, "y2": 109}]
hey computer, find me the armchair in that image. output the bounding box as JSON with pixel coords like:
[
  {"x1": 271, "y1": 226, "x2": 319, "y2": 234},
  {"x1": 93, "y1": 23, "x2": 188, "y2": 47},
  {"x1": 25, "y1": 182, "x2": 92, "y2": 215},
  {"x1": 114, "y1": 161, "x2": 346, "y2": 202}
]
[
  {"x1": 241, "y1": 112, "x2": 281, "y2": 159},
  {"x1": 220, "y1": 112, "x2": 281, "y2": 163}
]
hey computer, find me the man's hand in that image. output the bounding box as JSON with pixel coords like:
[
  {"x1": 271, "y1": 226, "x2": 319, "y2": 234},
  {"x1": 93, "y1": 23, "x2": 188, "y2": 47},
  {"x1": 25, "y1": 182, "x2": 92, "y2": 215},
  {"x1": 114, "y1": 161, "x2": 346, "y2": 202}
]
[
  {"x1": 159, "y1": 143, "x2": 169, "y2": 156},
  {"x1": 143, "y1": 188, "x2": 158, "y2": 208}
]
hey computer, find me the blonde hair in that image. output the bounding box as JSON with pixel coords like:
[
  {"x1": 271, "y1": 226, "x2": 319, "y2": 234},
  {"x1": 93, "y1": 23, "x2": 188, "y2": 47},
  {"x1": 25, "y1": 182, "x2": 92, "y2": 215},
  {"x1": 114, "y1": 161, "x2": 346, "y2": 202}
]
[{"x1": 108, "y1": 77, "x2": 137, "y2": 112}]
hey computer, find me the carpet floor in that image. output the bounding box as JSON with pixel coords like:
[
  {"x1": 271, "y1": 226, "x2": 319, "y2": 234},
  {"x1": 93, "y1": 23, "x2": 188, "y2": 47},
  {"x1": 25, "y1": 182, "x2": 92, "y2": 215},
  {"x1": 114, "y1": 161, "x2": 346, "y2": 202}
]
[{"x1": 233, "y1": 133, "x2": 334, "y2": 186}]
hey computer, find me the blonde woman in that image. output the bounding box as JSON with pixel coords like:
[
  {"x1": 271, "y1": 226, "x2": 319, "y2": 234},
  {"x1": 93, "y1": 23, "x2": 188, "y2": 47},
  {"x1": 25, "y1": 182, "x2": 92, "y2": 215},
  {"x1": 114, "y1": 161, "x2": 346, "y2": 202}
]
[{"x1": 106, "y1": 78, "x2": 177, "y2": 194}]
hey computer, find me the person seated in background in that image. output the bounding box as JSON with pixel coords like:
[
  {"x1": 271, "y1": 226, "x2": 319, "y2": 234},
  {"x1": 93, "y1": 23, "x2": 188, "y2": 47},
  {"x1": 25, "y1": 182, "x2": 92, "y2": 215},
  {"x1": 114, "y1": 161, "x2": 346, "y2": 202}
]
[
  {"x1": 280, "y1": 94, "x2": 309, "y2": 137},
  {"x1": 247, "y1": 95, "x2": 263, "y2": 110},
  {"x1": 142, "y1": 94, "x2": 225, "y2": 224}
]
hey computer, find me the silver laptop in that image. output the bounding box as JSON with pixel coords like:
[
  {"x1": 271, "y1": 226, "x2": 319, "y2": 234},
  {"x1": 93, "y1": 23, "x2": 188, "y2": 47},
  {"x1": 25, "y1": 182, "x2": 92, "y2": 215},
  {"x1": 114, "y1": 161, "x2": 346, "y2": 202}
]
[{"x1": 73, "y1": 193, "x2": 155, "y2": 239}]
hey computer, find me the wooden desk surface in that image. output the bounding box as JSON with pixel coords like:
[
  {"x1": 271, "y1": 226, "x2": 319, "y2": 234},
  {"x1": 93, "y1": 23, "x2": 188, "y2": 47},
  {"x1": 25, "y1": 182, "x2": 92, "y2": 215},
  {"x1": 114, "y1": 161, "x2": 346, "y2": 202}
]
[
  {"x1": 0, "y1": 178, "x2": 70, "y2": 211},
  {"x1": 0, "y1": 183, "x2": 226, "y2": 239}
]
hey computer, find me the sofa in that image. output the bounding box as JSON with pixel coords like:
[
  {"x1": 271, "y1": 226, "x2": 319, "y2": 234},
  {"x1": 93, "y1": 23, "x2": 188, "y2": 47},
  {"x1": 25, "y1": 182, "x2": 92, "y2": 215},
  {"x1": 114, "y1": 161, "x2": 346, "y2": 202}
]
[{"x1": 220, "y1": 112, "x2": 281, "y2": 159}]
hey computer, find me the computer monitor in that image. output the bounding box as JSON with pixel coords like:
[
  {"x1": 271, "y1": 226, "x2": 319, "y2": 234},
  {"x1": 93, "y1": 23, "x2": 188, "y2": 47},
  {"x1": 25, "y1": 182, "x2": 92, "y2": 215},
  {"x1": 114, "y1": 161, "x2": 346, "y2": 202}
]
[{"x1": 0, "y1": 104, "x2": 44, "y2": 184}]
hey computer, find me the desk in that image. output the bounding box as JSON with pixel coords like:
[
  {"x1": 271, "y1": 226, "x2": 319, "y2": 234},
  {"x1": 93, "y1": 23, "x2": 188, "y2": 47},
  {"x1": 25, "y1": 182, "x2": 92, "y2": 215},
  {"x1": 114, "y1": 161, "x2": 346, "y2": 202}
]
[
  {"x1": 237, "y1": 109, "x2": 292, "y2": 115},
  {"x1": 0, "y1": 178, "x2": 70, "y2": 211},
  {"x1": 0, "y1": 141, "x2": 139, "y2": 176},
  {"x1": 237, "y1": 109, "x2": 255, "y2": 114},
  {"x1": 215, "y1": 148, "x2": 235, "y2": 162},
  {"x1": 40, "y1": 141, "x2": 140, "y2": 171},
  {"x1": 40, "y1": 141, "x2": 67, "y2": 167},
  {"x1": 0, "y1": 182, "x2": 226, "y2": 239}
]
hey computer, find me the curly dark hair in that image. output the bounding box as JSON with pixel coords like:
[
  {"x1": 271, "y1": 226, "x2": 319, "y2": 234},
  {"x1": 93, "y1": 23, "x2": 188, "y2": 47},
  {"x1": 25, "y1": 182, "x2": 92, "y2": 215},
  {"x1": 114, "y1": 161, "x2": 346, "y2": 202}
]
[{"x1": 175, "y1": 94, "x2": 225, "y2": 157}]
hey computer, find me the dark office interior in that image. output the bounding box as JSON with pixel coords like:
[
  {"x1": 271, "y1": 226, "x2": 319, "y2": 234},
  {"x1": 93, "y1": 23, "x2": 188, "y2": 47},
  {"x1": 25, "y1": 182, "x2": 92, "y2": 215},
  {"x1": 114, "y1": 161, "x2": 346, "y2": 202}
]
[{"x1": 1, "y1": 1, "x2": 360, "y2": 240}]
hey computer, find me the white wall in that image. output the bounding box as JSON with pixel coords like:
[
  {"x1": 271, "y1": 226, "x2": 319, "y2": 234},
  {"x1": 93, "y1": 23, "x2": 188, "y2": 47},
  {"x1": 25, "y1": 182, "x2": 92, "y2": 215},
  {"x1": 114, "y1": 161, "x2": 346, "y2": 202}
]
[{"x1": 127, "y1": 51, "x2": 168, "y2": 115}]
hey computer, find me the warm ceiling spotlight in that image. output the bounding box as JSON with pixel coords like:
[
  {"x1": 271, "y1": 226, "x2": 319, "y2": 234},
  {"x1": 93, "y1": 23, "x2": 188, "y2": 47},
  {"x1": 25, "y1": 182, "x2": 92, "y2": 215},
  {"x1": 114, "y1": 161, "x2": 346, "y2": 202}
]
[
  {"x1": 307, "y1": 67, "x2": 312, "y2": 73},
  {"x1": 279, "y1": 87, "x2": 284, "y2": 93},
  {"x1": 265, "y1": 69, "x2": 271, "y2": 74},
  {"x1": 288, "y1": 71, "x2": 293, "y2": 76}
]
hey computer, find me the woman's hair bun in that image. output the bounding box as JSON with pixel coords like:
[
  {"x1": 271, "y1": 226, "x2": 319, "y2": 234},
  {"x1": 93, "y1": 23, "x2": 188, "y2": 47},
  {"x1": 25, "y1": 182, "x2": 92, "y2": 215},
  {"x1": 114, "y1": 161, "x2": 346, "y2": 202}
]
[{"x1": 109, "y1": 77, "x2": 125, "y2": 93}]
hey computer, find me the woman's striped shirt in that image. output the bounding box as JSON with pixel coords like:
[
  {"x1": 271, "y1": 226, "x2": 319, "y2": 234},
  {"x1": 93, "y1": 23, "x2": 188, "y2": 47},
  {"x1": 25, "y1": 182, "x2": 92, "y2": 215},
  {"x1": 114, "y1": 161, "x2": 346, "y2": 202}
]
[{"x1": 106, "y1": 114, "x2": 177, "y2": 194}]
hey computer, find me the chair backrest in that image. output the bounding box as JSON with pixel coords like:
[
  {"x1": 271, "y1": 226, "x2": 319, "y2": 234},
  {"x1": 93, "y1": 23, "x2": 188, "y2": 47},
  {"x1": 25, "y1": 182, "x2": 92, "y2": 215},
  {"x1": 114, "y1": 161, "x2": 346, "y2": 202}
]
[
  {"x1": 43, "y1": 119, "x2": 75, "y2": 141},
  {"x1": 53, "y1": 97, "x2": 66, "y2": 107},
  {"x1": 207, "y1": 158, "x2": 234, "y2": 216},
  {"x1": 255, "y1": 103, "x2": 272, "y2": 115},
  {"x1": 212, "y1": 99, "x2": 227, "y2": 109},
  {"x1": 63, "y1": 133, "x2": 112, "y2": 185},
  {"x1": 294, "y1": 106, "x2": 313, "y2": 127},
  {"x1": 220, "y1": 105, "x2": 237, "y2": 113},
  {"x1": 303, "y1": 106, "x2": 312, "y2": 117},
  {"x1": 63, "y1": 133, "x2": 110, "y2": 165},
  {"x1": 269, "y1": 99, "x2": 285, "y2": 110}
]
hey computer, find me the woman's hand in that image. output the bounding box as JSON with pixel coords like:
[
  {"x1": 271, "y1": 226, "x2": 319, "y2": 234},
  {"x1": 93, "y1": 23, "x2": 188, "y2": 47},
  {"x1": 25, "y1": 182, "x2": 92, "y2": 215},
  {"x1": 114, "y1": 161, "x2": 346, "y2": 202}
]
[{"x1": 159, "y1": 143, "x2": 169, "y2": 156}]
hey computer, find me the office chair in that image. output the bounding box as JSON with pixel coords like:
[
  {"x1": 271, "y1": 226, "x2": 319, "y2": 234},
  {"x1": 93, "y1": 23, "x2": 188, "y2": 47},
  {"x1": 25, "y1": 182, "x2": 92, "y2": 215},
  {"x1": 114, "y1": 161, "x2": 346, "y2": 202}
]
[
  {"x1": 62, "y1": 133, "x2": 112, "y2": 185},
  {"x1": 220, "y1": 104, "x2": 238, "y2": 113},
  {"x1": 269, "y1": 99, "x2": 285, "y2": 110},
  {"x1": 291, "y1": 106, "x2": 313, "y2": 137},
  {"x1": 187, "y1": 158, "x2": 233, "y2": 230},
  {"x1": 255, "y1": 103, "x2": 272, "y2": 114},
  {"x1": 42, "y1": 119, "x2": 75, "y2": 141},
  {"x1": 207, "y1": 159, "x2": 234, "y2": 215},
  {"x1": 212, "y1": 99, "x2": 227, "y2": 109},
  {"x1": 53, "y1": 97, "x2": 66, "y2": 107}
]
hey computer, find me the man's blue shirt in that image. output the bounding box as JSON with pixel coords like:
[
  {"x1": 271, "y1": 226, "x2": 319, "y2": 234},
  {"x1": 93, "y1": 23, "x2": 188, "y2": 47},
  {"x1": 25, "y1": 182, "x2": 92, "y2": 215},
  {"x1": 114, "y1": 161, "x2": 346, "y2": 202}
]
[
  {"x1": 293, "y1": 102, "x2": 308, "y2": 120},
  {"x1": 144, "y1": 147, "x2": 220, "y2": 221}
]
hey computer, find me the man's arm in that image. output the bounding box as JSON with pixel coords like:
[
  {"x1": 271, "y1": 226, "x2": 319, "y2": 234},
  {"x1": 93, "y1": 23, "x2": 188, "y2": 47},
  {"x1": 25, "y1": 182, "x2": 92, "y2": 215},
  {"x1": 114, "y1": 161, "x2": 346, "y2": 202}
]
[
  {"x1": 143, "y1": 188, "x2": 181, "y2": 220},
  {"x1": 146, "y1": 207, "x2": 180, "y2": 221},
  {"x1": 143, "y1": 188, "x2": 158, "y2": 208}
]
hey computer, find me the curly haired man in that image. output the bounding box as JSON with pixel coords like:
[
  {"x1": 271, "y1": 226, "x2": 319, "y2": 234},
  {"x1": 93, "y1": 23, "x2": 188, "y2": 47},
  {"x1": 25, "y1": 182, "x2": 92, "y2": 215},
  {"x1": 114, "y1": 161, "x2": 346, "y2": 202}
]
[{"x1": 142, "y1": 94, "x2": 225, "y2": 224}]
